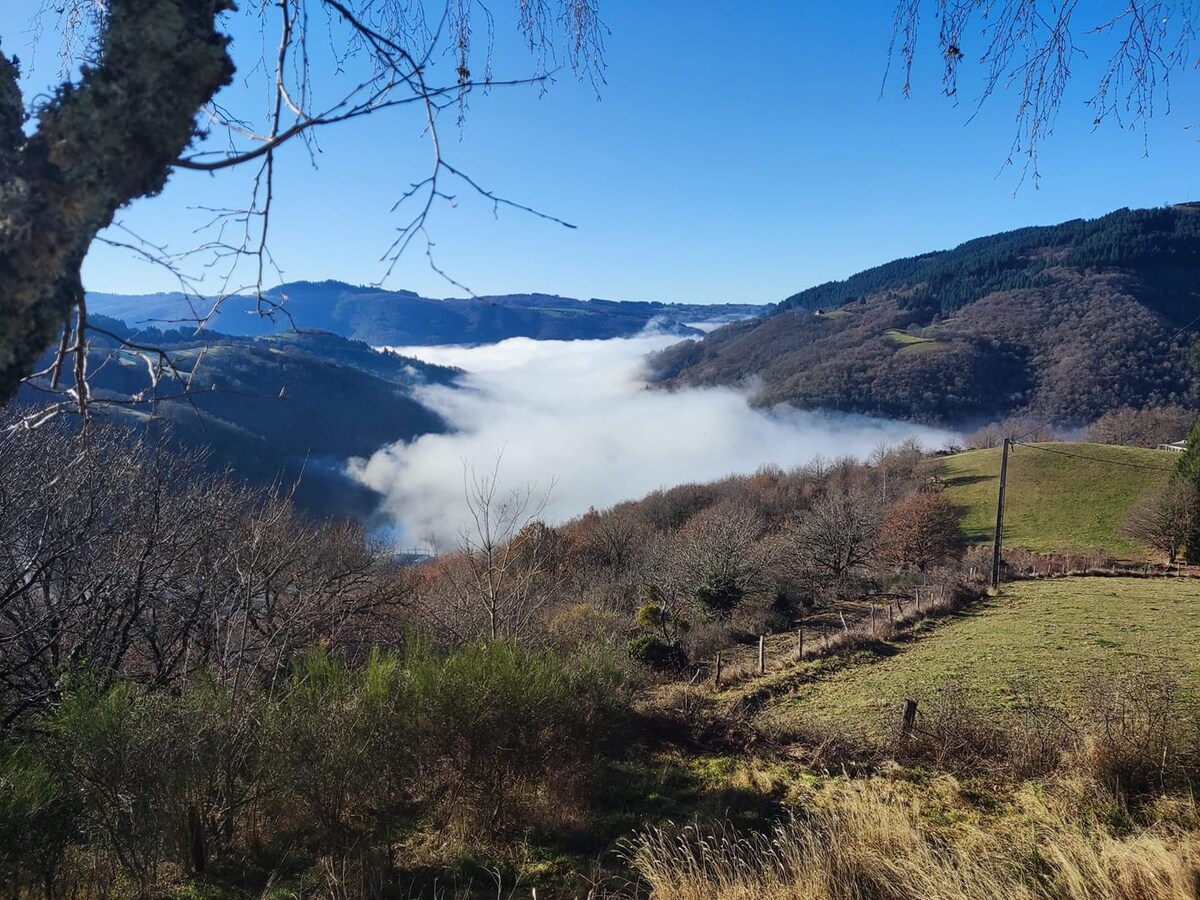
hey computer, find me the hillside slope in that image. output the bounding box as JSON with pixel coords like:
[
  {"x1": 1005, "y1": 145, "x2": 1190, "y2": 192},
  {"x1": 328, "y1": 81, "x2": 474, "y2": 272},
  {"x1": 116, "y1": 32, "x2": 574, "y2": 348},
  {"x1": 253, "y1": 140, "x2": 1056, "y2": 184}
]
[
  {"x1": 936, "y1": 442, "x2": 1175, "y2": 557},
  {"x1": 17, "y1": 320, "x2": 460, "y2": 520},
  {"x1": 89, "y1": 281, "x2": 768, "y2": 346},
  {"x1": 653, "y1": 206, "x2": 1200, "y2": 425}
]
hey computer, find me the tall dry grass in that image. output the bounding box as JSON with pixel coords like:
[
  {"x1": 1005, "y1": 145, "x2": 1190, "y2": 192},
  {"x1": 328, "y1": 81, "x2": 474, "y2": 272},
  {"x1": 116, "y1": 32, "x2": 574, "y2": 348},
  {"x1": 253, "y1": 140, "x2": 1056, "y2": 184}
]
[{"x1": 625, "y1": 782, "x2": 1200, "y2": 900}]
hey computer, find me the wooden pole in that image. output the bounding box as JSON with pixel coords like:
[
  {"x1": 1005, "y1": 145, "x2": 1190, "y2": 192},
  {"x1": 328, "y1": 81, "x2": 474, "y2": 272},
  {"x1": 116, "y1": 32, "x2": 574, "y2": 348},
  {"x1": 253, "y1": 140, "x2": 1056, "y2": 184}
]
[
  {"x1": 714, "y1": 652, "x2": 722, "y2": 687},
  {"x1": 901, "y1": 698, "x2": 918, "y2": 744},
  {"x1": 990, "y1": 437, "x2": 1011, "y2": 590},
  {"x1": 796, "y1": 626, "x2": 804, "y2": 660},
  {"x1": 839, "y1": 611, "x2": 849, "y2": 632},
  {"x1": 757, "y1": 635, "x2": 765, "y2": 675}
]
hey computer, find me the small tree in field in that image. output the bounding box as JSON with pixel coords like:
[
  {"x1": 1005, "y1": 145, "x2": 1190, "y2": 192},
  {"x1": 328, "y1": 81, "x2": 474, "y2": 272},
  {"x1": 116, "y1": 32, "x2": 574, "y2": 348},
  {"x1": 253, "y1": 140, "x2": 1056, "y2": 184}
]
[
  {"x1": 879, "y1": 491, "x2": 967, "y2": 572},
  {"x1": 1122, "y1": 477, "x2": 1197, "y2": 565}
]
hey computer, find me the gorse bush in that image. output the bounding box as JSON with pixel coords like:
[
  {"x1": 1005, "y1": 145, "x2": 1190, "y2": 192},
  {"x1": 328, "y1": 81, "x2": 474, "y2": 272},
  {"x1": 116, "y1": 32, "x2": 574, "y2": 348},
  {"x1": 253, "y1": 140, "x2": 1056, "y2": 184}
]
[
  {"x1": 0, "y1": 640, "x2": 630, "y2": 896},
  {"x1": 0, "y1": 742, "x2": 79, "y2": 898}
]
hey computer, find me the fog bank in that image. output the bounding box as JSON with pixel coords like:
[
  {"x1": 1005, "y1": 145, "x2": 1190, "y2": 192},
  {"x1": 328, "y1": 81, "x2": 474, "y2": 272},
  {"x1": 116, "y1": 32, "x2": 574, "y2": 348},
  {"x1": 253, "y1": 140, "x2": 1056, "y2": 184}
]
[{"x1": 348, "y1": 333, "x2": 958, "y2": 548}]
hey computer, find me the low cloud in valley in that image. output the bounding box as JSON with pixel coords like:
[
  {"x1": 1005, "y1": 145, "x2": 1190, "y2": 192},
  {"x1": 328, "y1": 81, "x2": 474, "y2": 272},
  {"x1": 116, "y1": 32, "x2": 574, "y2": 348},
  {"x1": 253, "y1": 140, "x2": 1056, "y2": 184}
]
[{"x1": 348, "y1": 333, "x2": 958, "y2": 548}]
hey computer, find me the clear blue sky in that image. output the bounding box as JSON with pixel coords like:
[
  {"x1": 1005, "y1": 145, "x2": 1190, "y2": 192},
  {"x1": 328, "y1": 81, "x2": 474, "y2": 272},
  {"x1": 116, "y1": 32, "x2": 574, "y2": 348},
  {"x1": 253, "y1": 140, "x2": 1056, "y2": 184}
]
[{"x1": 3, "y1": 2, "x2": 1198, "y2": 304}]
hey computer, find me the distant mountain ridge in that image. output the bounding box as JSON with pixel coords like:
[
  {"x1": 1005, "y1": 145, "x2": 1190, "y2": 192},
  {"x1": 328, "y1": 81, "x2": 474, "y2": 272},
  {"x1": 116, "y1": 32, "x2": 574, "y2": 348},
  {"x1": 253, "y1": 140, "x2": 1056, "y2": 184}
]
[
  {"x1": 652, "y1": 206, "x2": 1200, "y2": 427},
  {"x1": 88, "y1": 281, "x2": 768, "y2": 346}
]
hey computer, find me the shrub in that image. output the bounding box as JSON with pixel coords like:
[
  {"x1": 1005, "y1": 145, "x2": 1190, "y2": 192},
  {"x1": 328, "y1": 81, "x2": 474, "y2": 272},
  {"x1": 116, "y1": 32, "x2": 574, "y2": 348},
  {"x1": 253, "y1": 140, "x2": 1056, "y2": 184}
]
[
  {"x1": 405, "y1": 639, "x2": 629, "y2": 838},
  {"x1": 0, "y1": 742, "x2": 80, "y2": 896},
  {"x1": 1078, "y1": 673, "x2": 1200, "y2": 801},
  {"x1": 627, "y1": 634, "x2": 688, "y2": 672},
  {"x1": 693, "y1": 567, "x2": 745, "y2": 620}
]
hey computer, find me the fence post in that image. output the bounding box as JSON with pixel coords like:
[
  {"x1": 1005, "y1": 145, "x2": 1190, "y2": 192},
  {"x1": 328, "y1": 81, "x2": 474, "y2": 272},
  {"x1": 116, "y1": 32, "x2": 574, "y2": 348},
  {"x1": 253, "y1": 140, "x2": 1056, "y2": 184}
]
[
  {"x1": 757, "y1": 635, "x2": 765, "y2": 675},
  {"x1": 915, "y1": 589, "x2": 921, "y2": 612},
  {"x1": 714, "y1": 652, "x2": 722, "y2": 687},
  {"x1": 839, "y1": 611, "x2": 849, "y2": 632},
  {"x1": 888, "y1": 604, "x2": 894, "y2": 627},
  {"x1": 901, "y1": 698, "x2": 918, "y2": 744},
  {"x1": 796, "y1": 626, "x2": 804, "y2": 660}
]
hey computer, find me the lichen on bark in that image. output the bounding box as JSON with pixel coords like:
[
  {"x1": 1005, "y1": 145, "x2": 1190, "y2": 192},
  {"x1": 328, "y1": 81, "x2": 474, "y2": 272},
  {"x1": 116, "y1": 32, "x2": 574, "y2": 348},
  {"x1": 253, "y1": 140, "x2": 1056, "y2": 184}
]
[{"x1": 0, "y1": 0, "x2": 236, "y2": 407}]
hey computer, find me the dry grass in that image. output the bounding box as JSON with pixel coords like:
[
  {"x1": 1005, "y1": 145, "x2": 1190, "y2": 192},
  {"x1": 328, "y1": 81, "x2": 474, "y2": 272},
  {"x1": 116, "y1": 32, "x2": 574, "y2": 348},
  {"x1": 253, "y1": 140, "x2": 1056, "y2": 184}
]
[{"x1": 625, "y1": 780, "x2": 1200, "y2": 899}]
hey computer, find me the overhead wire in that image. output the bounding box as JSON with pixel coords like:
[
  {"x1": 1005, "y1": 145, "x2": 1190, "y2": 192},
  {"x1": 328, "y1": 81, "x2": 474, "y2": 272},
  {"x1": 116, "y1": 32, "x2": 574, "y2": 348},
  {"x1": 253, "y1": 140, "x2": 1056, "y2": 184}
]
[{"x1": 1014, "y1": 440, "x2": 1181, "y2": 472}]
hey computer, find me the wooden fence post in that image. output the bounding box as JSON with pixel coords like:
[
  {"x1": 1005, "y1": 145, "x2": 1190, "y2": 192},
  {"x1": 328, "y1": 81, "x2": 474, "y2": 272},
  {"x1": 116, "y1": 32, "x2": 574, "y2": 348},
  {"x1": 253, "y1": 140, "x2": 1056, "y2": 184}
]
[
  {"x1": 839, "y1": 611, "x2": 849, "y2": 632},
  {"x1": 901, "y1": 698, "x2": 918, "y2": 744},
  {"x1": 796, "y1": 626, "x2": 804, "y2": 660},
  {"x1": 714, "y1": 652, "x2": 722, "y2": 687},
  {"x1": 757, "y1": 635, "x2": 765, "y2": 675}
]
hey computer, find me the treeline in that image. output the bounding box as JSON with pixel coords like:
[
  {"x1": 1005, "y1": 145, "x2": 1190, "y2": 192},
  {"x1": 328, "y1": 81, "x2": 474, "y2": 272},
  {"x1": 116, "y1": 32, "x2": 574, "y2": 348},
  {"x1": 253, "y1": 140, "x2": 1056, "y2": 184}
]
[
  {"x1": 409, "y1": 440, "x2": 969, "y2": 672},
  {"x1": 778, "y1": 205, "x2": 1200, "y2": 317}
]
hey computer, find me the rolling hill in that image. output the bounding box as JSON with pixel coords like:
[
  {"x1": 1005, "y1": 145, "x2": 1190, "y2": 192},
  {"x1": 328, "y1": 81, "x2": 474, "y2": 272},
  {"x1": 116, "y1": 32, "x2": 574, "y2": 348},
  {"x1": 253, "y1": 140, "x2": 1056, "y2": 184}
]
[
  {"x1": 88, "y1": 281, "x2": 768, "y2": 346},
  {"x1": 652, "y1": 206, "x2": 1200, "y2": 426},
  {"x1": 16, "y1": 319, "x2": 461, "y2": 520},
  {"x1": 935, "y1": 442, "x2": 1176, "y2": 557}
]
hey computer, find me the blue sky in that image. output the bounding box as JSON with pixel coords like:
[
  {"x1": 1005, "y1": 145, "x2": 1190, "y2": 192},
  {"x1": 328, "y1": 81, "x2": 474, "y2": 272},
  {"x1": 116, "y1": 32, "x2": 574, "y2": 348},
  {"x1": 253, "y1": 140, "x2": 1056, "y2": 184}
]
[{"x1": 3, "y1": 2, "x2": 1198, "y2": 304}]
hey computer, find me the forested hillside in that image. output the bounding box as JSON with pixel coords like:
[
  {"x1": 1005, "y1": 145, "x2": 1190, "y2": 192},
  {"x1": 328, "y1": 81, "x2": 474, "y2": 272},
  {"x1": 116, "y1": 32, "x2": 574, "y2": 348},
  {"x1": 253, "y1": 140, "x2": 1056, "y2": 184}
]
[
  {"x1": 653, "y1": 206, "x2": 1200, "y2": 425},
  {"x1": 15, "y1": 320, "x2": 459, "y2": 519}
]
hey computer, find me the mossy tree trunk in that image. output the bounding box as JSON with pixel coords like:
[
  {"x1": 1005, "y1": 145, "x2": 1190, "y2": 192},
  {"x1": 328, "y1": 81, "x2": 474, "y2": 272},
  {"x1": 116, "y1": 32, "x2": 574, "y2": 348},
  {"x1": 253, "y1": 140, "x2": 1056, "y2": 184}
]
[{"x1": 0, "y1": 0, "x2": 234, "y2": 407}]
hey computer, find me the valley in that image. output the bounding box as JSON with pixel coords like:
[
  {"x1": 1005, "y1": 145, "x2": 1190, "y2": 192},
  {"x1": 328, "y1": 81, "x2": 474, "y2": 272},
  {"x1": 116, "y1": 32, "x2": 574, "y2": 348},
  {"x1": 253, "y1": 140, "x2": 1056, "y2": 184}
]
[{"x1": 6, "y1": 3, "x2": 1200, "y2": 896}]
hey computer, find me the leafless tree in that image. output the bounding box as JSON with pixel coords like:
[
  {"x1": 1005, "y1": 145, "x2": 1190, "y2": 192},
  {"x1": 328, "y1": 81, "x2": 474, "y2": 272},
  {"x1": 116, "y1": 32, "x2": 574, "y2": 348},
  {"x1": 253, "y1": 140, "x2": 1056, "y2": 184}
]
[
  {"x1": 0, "y1": 0, "x2": 606, "y2": 421},
  {"x1": 671, "y1": 500, "x2": 774, "y2": 620},
  {"x1": 1088, "y1": 405, "x2": 1197, "y2": 447},
  {"x1": 1122, "y1": 475, "x2": 1197, "y2": 564},
  {"x1": 417, "y1": 459, "x2": 562, "y2": 641},
  {"x1": 888, "y1": 1, "x2": 1197, "y2": 186},
  {"x1": 793, "y1": 486, "x2": 884, "y2": 597},
  {"x1": 879, "y1": 489, "x2": 967, "y2": 571}
]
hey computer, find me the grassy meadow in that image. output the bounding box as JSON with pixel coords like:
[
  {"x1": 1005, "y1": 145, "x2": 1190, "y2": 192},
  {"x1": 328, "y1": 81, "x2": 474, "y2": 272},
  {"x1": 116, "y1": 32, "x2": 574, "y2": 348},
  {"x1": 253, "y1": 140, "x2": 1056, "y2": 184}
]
[
  {"x1": 936, "y1": 443, "x2": 1176, "y2": 557},
  {"x1": 760, "y1": 577, "x2": 1200, "y2": 738}
]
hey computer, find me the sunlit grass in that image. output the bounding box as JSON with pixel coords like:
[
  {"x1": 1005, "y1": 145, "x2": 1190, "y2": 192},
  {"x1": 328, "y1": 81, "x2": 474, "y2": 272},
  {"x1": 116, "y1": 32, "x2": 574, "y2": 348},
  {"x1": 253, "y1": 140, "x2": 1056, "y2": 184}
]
[
  {"x1": 936, "y1": 442, "x2": 1174, "y2": 556},
  {"x1": 761, "y1": 577, "x2": 1200, "y2": 737}
]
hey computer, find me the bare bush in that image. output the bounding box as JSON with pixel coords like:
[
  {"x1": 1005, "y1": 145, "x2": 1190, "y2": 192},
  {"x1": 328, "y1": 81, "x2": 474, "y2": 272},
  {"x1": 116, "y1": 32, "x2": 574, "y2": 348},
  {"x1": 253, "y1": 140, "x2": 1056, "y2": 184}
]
[
  {"x1": 1122, "y1": 477, "x2": 1198, "y2": 565},
  {"x1": 0, "y1": 417, "x2": 407, "y2": 723},
  {"x1": 1079, "y1": 673, "x2": 1200, "y2": 800}
]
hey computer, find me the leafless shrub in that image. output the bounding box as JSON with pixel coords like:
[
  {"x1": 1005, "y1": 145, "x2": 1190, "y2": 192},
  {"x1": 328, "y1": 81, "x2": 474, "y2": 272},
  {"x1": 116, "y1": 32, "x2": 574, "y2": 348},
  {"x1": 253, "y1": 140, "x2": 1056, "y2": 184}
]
[
  {"x1": 0, "y1": 416, "x2": 408, "y2": 722},
  {"x1": 1078, "y1": 672, "x2": 1200, "y2": 800}
]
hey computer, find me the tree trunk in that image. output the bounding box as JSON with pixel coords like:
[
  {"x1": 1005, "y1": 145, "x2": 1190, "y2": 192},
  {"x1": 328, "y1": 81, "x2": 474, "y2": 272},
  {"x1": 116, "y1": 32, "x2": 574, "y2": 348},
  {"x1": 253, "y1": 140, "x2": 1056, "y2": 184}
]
[{"x1": 0, "y1": 0, "x2": 234, "y2": 407}]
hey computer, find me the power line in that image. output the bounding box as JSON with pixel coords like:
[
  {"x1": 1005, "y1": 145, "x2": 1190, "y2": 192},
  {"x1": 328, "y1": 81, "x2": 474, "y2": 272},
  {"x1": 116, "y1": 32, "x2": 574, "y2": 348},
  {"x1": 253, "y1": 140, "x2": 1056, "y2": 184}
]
[{"x1": 1015, "y1": 441, "x2": 1180, "y2": 472}]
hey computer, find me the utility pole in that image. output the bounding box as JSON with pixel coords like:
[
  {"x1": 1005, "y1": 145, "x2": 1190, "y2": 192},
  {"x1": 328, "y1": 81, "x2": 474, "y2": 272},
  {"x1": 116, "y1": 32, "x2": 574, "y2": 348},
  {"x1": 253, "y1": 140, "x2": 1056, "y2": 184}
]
[{"x1": 990, "y1": 437, "x2": 1011, "y2": 590}]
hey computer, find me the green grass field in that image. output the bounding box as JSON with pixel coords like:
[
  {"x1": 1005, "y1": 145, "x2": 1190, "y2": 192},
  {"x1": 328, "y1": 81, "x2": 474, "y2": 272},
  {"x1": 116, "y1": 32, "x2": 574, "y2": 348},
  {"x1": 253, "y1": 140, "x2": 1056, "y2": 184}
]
[
  {"x1": 936, "y1": 443, "x2": 1175, "y2": 557},
  {"x1": 883, "y1": 328, "x2": 951, "y2": 354},
  {"x1": 763, "y1": 577, "x2": 1200, "y2": 735}
]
